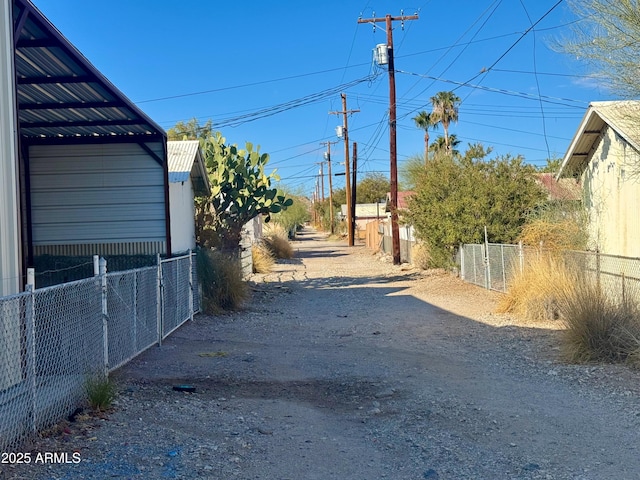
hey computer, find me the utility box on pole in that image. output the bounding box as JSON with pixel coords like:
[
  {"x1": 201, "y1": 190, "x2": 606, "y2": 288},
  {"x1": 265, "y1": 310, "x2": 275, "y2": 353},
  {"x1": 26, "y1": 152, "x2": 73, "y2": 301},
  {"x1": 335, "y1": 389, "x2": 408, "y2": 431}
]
[{"x1": 375, "y1": 44, "x2": 389, "y2": 66}]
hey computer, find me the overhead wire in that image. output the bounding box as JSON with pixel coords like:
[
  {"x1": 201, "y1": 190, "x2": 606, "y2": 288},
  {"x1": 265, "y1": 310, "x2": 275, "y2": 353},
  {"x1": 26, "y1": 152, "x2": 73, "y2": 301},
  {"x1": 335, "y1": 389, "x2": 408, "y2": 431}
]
[
  {"x1": 400, "y1": 0, "x2": 503, "y2": 103},
  {"x1": 210, "y1": 75, "x2": 381, "y2": 129},
  {"x1": 454, "y1": 0, "x2": 565, "y2": 93},
  {"x1": 519, "y1": 0, "x2": 551, "y2": 160},
  {"x1": 396, "y1": 70, "x2": 587, "y2": 108}
]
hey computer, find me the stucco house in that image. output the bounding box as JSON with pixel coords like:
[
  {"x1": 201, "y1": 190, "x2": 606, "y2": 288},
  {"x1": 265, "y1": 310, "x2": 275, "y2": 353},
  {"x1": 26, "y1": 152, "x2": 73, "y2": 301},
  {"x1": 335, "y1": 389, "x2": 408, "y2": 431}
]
[
  {"x1": 1, "y1": 0, "x2": 173, "y2": 295},
  {"x1": 167, "y1": 141, "x2": 210, "y2": 253},
  {"x1": 558, "y1": 100, "x2": 640, "y2": 257}
]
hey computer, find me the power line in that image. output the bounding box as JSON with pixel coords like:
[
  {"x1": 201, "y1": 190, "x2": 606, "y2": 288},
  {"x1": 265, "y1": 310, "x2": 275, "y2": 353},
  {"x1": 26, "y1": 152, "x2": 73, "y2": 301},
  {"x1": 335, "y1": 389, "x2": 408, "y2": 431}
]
[
  {"x1": 456, "y1": 0, "x2": 565, "y2": 91},
  {"x1": 396, "y1": 70, "x2": 587, "y2": 108},
  {"x1": 519, "y1": 0, "x2": 551, "y2": 160}
]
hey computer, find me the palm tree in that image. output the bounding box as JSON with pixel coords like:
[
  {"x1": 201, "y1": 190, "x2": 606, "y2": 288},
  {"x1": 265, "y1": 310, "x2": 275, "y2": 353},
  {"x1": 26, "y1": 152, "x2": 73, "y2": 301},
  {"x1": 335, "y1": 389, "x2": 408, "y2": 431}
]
[
  {"x1": 430, "y1": 91, "x2": 461, "y2": 154},
  {"x1": 412, "y1": 111, "x2": 439, "y2": 164},
  {"x1": 429, "y1": 134, "x2": 461, "y2": 157}
]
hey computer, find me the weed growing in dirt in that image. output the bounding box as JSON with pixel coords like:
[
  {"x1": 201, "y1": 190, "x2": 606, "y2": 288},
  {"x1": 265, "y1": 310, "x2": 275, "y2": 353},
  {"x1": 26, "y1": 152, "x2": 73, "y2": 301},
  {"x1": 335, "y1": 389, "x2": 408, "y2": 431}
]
[
  {"x1": 263, "y1": 225, "x2": 294, "y2": 259},
  {"x1": 252, "y1": 242, "x2": 275, "y2": 273},
  {"x1": 411, "y1": 243, "x2": 431, "y2": 270},
  {"x1": 85, "y1": 375, "x2": 116, "y2": 412},
  {"x1": 196, "y1": 248, "x2": 248, "y2": 312},
  {"x1": 557, "y1": 275, "x2": 640, "y2": 365}
]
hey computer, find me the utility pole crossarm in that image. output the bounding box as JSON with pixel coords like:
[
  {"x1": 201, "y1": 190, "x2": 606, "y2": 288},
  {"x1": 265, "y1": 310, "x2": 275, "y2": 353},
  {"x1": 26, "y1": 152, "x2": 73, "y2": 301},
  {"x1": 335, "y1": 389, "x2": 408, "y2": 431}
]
[
  {"x1": 328, "y1": 109, "x2": 361, "y2": 116},
  {"x1": 357, "y1": 14, "x2": 419, "y2": 25}
]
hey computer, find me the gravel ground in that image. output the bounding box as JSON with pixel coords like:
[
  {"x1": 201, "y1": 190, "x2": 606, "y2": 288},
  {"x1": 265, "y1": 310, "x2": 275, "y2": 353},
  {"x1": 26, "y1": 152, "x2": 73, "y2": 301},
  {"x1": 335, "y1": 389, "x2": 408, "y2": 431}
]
[{"x1": 4, "y1": 227, "x2": 640, "y2": 479}]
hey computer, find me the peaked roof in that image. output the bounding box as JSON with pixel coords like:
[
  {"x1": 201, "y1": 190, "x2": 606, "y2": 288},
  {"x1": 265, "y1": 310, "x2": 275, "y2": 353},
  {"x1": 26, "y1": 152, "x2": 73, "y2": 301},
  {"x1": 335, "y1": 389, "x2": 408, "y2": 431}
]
[
  {"x1": 385, "y1": 191, "x2": 415, "y2": 211},
  {"x1": 13, "y1": 0, "x2": 165, "y2": 142},
  {"x1": 167, "y1": 140, "x2": 210, "y2": 196},
  {"x1": 535, "y1": 173, "x2": 581, "y2": 201},
  {"x1": 558, "y1": 100, "x2": 640, "y2": 178}
]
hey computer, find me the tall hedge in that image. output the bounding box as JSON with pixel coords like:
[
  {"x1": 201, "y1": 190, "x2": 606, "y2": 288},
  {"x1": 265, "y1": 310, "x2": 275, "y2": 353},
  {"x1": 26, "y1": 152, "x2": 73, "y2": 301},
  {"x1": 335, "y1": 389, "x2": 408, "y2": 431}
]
[{"x1": 405, "y1": 149, "x2": 546, "y2": 266}]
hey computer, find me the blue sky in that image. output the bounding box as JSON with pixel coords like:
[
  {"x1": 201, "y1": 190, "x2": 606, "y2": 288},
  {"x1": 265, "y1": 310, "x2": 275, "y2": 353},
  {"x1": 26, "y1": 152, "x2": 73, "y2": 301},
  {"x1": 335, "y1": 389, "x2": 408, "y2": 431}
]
[{"x1": 32, "y1": 0, "x2": 614, "y2": 196}]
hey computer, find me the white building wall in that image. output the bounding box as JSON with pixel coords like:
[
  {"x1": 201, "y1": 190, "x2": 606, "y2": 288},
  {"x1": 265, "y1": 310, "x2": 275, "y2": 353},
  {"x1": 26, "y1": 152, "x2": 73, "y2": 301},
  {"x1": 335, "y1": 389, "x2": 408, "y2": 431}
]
[
  {"x1": 582, "y1": 126, "x2": 640, "y2": 257},
  {"x1": 169, "y1": 180, "x2": 196, "y2": 253},
  {"x1": 29, "y1": 143, "x2": 167, "y2": 255}
]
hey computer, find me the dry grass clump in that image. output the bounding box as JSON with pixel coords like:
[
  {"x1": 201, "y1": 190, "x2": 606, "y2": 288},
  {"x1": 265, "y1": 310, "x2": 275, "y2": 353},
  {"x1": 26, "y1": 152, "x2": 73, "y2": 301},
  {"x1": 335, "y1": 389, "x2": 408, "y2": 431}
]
[
  {"x1": 500, "y1": 252, "x2": 640, "y2": 365},
  {"x1": 196, "y1": 248, "x2": 248, "y2": 313},
  {"x1": 252, "y1": 242, "x2": 275, "y2": 273},
  {"x1": 411, "y1": 243, "x2": 431, "y2": 270},
  {"x1": 520, "y1": 218, "x2": 587, "y2": 251},
  {"x1": 557, "y1": 276, "x2": 640, "y2": 365},
  {"x1": 497, "y1": 254, "x2": 572, "y2": 322},
  {"x1": 262, "y1": 224, "x2": 294, "y2": 259}
]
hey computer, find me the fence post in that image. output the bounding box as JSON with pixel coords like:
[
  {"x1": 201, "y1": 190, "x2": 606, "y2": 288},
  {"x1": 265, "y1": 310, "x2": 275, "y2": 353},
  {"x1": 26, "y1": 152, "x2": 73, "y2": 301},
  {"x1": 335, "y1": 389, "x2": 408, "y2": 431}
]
[
  {"x1": 133, "y1": 269, "x2": 138, "y2": 352},
  {"x1": 484, "y1": 226, "x2": 490, "y2": 290},
  {"x1": 93, "y1": 255, "x2": 99, "y2": 277},
  {"x1": 188, "y1": 252, "x2": 194, "y2": 322},
  {"x1": 25, "y1": 268, "x2": 36, "y2": 435},
  {"x1": 99, "y1": 258, "x2": 108, "y2": 376},
  {"x1": 156, "y1": 253, "x2": 163, "y2": 346},
  {"x1": 518, "y1": 241, "x2": 524, "y2": 275},
  {"x1": 501, "y1": 244, "x2": 507, "y2": 293},
  {"x1": 596, "y1": 249, "x2": 601, "y2": 293},
  {"x1": 472, "y1": 245, "x2": 477, "y2": 284},
  {"x1": 460, "y1": 244, "x2": 465, "y2": 281}
]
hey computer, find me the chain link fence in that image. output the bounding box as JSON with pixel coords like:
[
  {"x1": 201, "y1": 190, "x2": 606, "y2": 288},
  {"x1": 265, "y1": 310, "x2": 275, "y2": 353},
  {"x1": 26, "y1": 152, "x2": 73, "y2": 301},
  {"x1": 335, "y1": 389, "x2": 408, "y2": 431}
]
[
  {"x1": 0, "y1": 253, "x2": 199, "y2": 452},
  {"x1": 460, "y1": 243, "x2": 640, "y2": 304}
]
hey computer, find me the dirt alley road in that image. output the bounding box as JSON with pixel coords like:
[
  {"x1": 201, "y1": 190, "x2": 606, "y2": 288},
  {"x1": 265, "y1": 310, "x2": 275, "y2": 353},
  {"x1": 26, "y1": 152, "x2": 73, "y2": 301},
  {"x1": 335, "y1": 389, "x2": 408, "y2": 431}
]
[{"x1": 8, "y1": 228, "x2": 640, "y2": 480}]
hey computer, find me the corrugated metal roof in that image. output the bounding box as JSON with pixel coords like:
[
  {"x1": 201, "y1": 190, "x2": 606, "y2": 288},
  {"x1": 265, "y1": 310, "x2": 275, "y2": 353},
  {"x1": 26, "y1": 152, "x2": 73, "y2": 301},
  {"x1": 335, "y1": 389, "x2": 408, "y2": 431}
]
[
  {"x1": 167, "y1": 141, "x2": 200, "y2": 179},
  {"x1": 559, "y1": 100, "x2": 640, "y2": 178},
  {"x1": 167, "y1": 141, "x2": 210, "y2": 196},
  {"x1": 13, "y1": 0, "x2": 165, "y2": 141}
]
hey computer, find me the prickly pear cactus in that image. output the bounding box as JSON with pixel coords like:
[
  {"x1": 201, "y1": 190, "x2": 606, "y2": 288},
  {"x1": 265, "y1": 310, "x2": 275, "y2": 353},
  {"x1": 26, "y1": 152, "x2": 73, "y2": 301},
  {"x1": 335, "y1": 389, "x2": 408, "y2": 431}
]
[{"x1": 196, "y1": 132, "x2": 292, "y2": 250}]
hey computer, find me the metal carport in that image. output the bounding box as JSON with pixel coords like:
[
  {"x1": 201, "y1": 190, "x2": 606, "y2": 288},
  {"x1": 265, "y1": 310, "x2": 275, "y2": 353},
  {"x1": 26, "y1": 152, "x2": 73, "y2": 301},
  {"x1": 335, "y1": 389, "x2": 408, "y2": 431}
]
[{"x1": 12, "y1": 0, "x2": 172, "y2": 276}]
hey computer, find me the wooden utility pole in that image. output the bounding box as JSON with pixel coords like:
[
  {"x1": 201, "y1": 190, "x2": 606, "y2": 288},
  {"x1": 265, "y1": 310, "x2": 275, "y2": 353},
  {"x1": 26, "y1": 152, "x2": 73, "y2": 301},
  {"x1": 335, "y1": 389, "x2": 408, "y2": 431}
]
[
  {"x1": 358, "y1": 12, "x2": 418, "y2": 264},
  {"x1": 351, "y1": 142, "x2": 357, "y2": 244},
  {"x1": 320, "y1": 140, "x2": 338, "y2": 234},
  {"x1": 330, "y1": 94, "x2": 359, "y2": 246}
]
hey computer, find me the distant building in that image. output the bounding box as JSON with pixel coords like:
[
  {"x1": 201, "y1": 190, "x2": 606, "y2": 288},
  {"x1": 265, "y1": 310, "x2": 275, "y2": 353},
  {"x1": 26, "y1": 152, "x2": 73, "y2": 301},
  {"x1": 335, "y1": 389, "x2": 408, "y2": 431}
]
[{"x1": 167, "y1": 141, "x2": 211, "y2": 252}]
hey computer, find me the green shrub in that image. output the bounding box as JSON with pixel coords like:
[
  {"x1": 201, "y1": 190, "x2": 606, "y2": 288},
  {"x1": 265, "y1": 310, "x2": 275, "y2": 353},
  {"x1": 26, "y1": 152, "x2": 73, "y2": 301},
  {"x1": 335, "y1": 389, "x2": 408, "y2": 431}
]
[
  {"x1": 196, "y1": 248, "x2": 248, "y2": 313},
  {"x1": 86, "y1": 374, "x2": 116, "y2": 412}
]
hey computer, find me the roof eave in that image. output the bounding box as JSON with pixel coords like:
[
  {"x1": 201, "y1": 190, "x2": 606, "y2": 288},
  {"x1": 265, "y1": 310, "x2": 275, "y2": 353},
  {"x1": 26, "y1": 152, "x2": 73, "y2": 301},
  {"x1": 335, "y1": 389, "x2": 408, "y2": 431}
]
[
  {"x1": 557, "y1": 105, "x2": 600, "y2": 180},
  {"x1": 14, "y1": 0, "x2": 166, "y2": 140}
]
